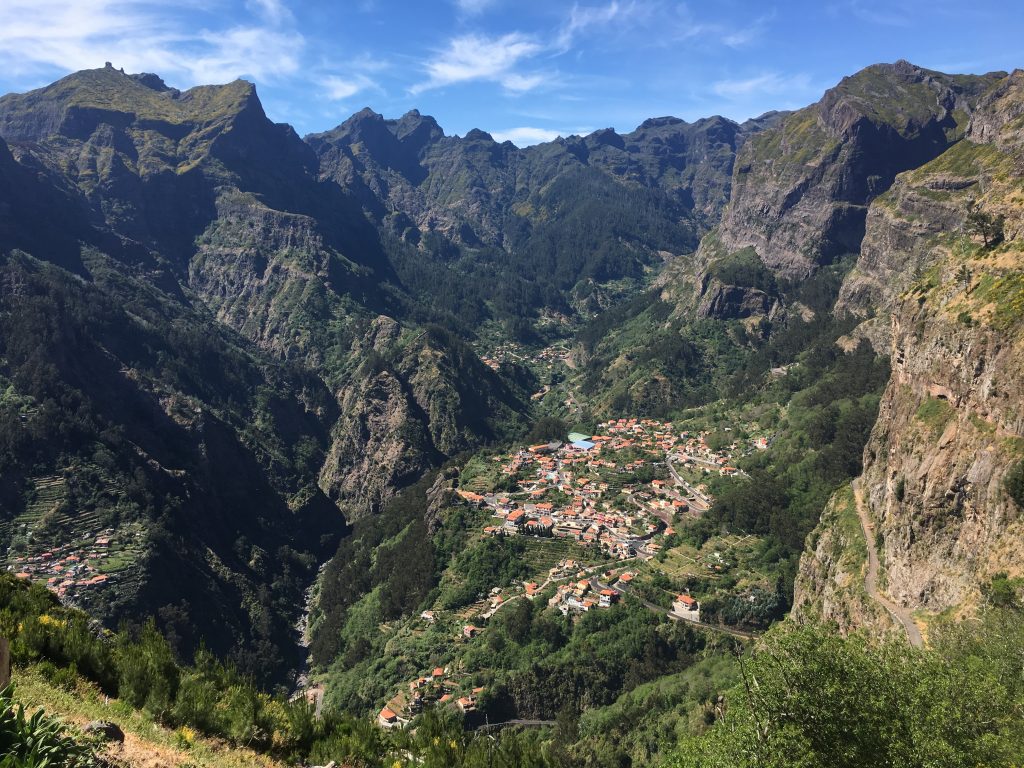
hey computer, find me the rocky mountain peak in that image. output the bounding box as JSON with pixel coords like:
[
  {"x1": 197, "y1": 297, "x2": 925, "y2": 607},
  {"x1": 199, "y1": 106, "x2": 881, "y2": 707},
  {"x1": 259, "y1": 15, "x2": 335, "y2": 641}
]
[
  {"x1": 637, "y1": 116, "x2": 686, "y2": 129},
  {"x1": 130, "y1": 72, "x2": 173, "y2": 92},
  {"x1": 462, "y1": 127, "x2": 495, "y2": 143},
  {"x1": 585, "y1": 127, "x2": 625, "y2": 148},
  {"x1": 709, "y1": 61, "x2": 1005, "y2": 280},
  {"x1": 394, "y1": 109, "x2": 444, "y2": 146}
]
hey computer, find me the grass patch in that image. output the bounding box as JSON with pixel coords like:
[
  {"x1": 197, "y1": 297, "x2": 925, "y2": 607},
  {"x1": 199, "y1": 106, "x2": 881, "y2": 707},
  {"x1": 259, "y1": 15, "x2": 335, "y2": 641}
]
[
  {"x1": 915, "y1": 396, "x2": 955, "y2": 436},
  {"x1": 11, "y1": 667, "x2": 283, "y2": 768}
]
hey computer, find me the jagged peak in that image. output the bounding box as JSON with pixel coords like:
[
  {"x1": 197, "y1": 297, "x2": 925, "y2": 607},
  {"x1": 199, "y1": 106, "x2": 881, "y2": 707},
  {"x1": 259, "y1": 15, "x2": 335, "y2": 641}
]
[
  {"x1": 394, "y1": 109, "x2": 444, "y2": 143},
  {"x1": 350, "y1": 106, "x2": 384, "y2": 122},
  {"x1": 585, "y1": 127, "x2": 624, "y2": 148},
  {"x1": 637, "y1": 116, "x2": 686, "y2": 130},
  {"x1": 463, "y1": 128, "x2": 495, "y2": 142},
  {"x1": 130, "y1": 72, "x2": 172, "y2": 93}
]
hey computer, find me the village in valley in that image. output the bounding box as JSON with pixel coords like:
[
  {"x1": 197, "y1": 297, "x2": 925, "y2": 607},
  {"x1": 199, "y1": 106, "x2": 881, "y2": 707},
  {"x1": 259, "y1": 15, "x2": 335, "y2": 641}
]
[
  {"x1": 370, "y1": 417, "x2": 770, "y2": 728},
  {"x1": 1, "y1": 473, "x2": 144, "y2": 606}
]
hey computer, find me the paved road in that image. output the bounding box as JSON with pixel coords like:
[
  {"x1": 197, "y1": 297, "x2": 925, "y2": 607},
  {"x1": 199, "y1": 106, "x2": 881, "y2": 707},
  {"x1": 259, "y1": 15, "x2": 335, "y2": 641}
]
[
  {"x1": 475, "y1": 719, "x2": 557, "y2": 731},
  {"x1": 665, "y1": 455, "x2": 711, "y2": 512},
  {"x1": 587, "y1": 577, "x2": 759, "y2": 640},
  {"x1": 852, "y1": 478, "x2": 924, "y2": 648}
]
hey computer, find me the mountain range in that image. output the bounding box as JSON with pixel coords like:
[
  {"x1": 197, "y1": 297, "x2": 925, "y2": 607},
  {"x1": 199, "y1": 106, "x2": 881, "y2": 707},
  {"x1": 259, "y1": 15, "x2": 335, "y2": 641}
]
[{"x1": 1, "y1": 57, "x2": 1022, "y2": 704}]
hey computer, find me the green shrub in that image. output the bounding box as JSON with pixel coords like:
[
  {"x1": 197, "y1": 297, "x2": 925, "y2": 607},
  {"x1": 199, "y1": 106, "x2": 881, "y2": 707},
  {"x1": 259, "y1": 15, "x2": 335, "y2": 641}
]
[
  {"x1": 0, "y1": 684, "x2": 97, "y2": 767},
  {"x1": 1005, "y1": 461, "x2": 1024, "y2": 509}
]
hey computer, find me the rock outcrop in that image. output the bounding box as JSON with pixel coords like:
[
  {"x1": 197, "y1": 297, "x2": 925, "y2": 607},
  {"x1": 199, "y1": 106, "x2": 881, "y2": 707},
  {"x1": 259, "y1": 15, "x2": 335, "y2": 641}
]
[
  {"x1": 795, "y1": 69, "x2": 1024, "y2": 629},
  {"x1": 715, "y1": 61, "x2": 1001, "y2": 281}
]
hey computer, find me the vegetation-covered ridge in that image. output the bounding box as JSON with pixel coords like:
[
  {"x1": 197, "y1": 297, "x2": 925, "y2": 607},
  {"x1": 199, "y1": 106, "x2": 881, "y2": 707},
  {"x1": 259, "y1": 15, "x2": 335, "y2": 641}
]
[{"x1": 5, "y1": 569, "x2": 1023, "y2": 768}]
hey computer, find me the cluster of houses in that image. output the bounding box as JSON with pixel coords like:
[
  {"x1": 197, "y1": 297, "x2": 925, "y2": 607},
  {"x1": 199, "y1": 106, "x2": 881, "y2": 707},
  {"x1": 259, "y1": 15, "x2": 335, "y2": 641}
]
[
  {"x1": 547, "y1": 573, "x2": 623, "y2": 615},
  {"x1": 671, "y1": 431, "x2": 746, "y2": 478},
  {"x1": 459, "y1": 419, "x2": 749, "y2": 561},
  {"x1": 370, "y1": 420, "x2": 756, "y2": 730},
  {"x1": 377, "y1": 665, "x2": 486, "y2": 728},
  {"x1": 479, "y1": 341, "x2": 571, "y2": 373},
  {"x1": 7, "y1": 531, "x2": 119, "y2": 600}
]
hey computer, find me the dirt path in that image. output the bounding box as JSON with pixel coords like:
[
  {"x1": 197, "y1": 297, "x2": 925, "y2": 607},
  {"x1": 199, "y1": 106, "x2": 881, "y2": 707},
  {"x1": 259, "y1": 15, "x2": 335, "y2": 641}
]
[{"x1": 852, "y1": 478, "x2": 923, "y2": 648}]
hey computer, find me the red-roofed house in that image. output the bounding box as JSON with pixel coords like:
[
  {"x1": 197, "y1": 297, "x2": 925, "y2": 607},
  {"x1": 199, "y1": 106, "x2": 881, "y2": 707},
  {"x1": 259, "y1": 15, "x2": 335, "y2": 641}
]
[{"x1": 673, "y1": 594, "x2": 700, "y2": 622}]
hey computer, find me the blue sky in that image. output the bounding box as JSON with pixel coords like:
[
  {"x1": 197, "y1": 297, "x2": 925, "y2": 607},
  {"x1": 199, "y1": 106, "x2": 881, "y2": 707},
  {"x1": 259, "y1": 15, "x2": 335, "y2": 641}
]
[{"x1": 0, "y1": 0, "x2": 1021, "y2": 145}]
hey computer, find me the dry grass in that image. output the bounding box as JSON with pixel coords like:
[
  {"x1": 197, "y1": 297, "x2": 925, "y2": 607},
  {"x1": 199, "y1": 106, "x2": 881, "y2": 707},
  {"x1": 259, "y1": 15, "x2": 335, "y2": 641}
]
[{"x1": 11, "y1": 667, "x2": 285, "y2": 768}]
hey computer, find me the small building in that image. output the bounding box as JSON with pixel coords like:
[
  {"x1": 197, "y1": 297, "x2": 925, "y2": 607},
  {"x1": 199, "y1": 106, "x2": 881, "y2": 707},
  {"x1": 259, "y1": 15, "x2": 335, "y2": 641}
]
[
  {"x1": 421, "y1": 610, "x2": 436, "y2": 623},
  {"x1": 463, "y1": 625, "x2": 479, "y2": 639},
  {"x1": 378, "y1": 707, "x2": 400, "y2": 728},
  {"x1": 673, "y1": 593, "x2": 700, "y2": 622},
  {"x1": 599, "y1": 589, "x2": 619, "y2": 608},
  {"x1": 457, "y1": 490, "x2": 487, "y2": 506}
]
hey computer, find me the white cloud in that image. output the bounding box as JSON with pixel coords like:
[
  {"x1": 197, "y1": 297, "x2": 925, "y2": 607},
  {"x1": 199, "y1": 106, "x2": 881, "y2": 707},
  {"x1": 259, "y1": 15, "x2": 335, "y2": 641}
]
[
  {"x1": 322, "y1": 73, "x2": 376, "y2": 100},
  {"x1": 712, "y1": 72, "x2": 813, "y2": 99},
  {"x1": 490, "y1": 126, "x2": 563, "y2": 146},
  {"x1": 190, "y1": 26, "x2": 304, "y2": 83},
  {"x1": 453, "y1": 0, "x2": 497, "y2": 15},
  {"x1": 557, "y1": 1, "x2": 634, "y2": 50},
  {"x1": 502, "y1": 73, "x2": 547, "y2": 92},
  {"x1": 721, "y1": 13, "x2": 773, "y2": 48},
  {"x1": 246, "y1": 0, "x2": 292, "y2": 24},
  {"x1": 411, "y1": 32, "x2": 544, "y2": 94},
  {"x1": 0, "y1": 0, "x2": 304, "y2": 86}
]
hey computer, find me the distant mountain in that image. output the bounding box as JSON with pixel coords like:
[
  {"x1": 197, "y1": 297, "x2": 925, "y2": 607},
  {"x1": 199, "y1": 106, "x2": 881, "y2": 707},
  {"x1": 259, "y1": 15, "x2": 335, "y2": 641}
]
[{"x1": 306, "y1": 106, "x2": 782, "y2": 327}]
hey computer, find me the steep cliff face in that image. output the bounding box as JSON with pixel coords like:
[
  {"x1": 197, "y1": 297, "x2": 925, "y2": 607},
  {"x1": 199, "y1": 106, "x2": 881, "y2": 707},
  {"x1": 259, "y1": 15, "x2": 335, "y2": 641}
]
[
  {"x1": 320, "y1": 319, "x2": 529, "y2": 514},
  {"x1": 795, "y1": 70, "x2": 1024, "y2": 630},
  {"x1": 792, "y1": 485, "x2": 890, "y2": 634},
  {"x1": 716, "y1": 61, "x2": 1000, "y2": 281}
]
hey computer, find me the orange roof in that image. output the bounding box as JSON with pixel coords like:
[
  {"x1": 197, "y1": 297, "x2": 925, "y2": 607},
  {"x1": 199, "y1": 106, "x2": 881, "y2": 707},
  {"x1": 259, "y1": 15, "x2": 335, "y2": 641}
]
[
  {"x1": 677, "y1": 594, "x2": 697, "y2": 605},
  {"x1": 380, "y1": 707, "x2": 397, "y2": 721},
  {"x1": 433, "y1": 667, "x2": 445, "y2": 677}
]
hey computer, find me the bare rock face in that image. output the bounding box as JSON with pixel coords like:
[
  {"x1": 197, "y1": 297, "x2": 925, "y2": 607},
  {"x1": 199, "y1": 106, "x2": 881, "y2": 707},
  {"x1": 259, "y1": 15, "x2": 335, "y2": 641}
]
[
  {"x1": 318, "y1": 322, "x2": 528, "y2": 516},
  {"x1": 695, "y1": 276, "x2": 779, "y2": 320},
  {"x1": 320, "y1": 366, "x2": 440, "y2": 513},
  {"x1": 791, "y1": 486, "x2": 891, "y2": 635},
  {"x1": 860, "y1": 310, "x2": 1024, "y2": 613},
  {"x1": 796, "y1": 69, "x2": 1024, "y2": 627},
  {"x1": 714, "y1": 62, "x2": 1001, "y2": 281}
]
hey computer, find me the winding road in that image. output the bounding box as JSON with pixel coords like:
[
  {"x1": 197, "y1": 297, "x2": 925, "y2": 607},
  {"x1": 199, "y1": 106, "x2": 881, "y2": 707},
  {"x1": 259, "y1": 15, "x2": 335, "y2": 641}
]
[
  {"x1": 587, "y1": 575, "x2": 759, "y2": 640},
  {"x1": 852, "y1": 478, "x2": 923, "y2": 648}
]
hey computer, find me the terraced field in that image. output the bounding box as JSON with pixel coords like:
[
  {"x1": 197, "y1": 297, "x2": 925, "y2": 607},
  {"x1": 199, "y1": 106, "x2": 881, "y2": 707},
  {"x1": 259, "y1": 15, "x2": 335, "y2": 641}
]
[{"x1": 0, "y1": 475, "x2": 66, "y2": 552}]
